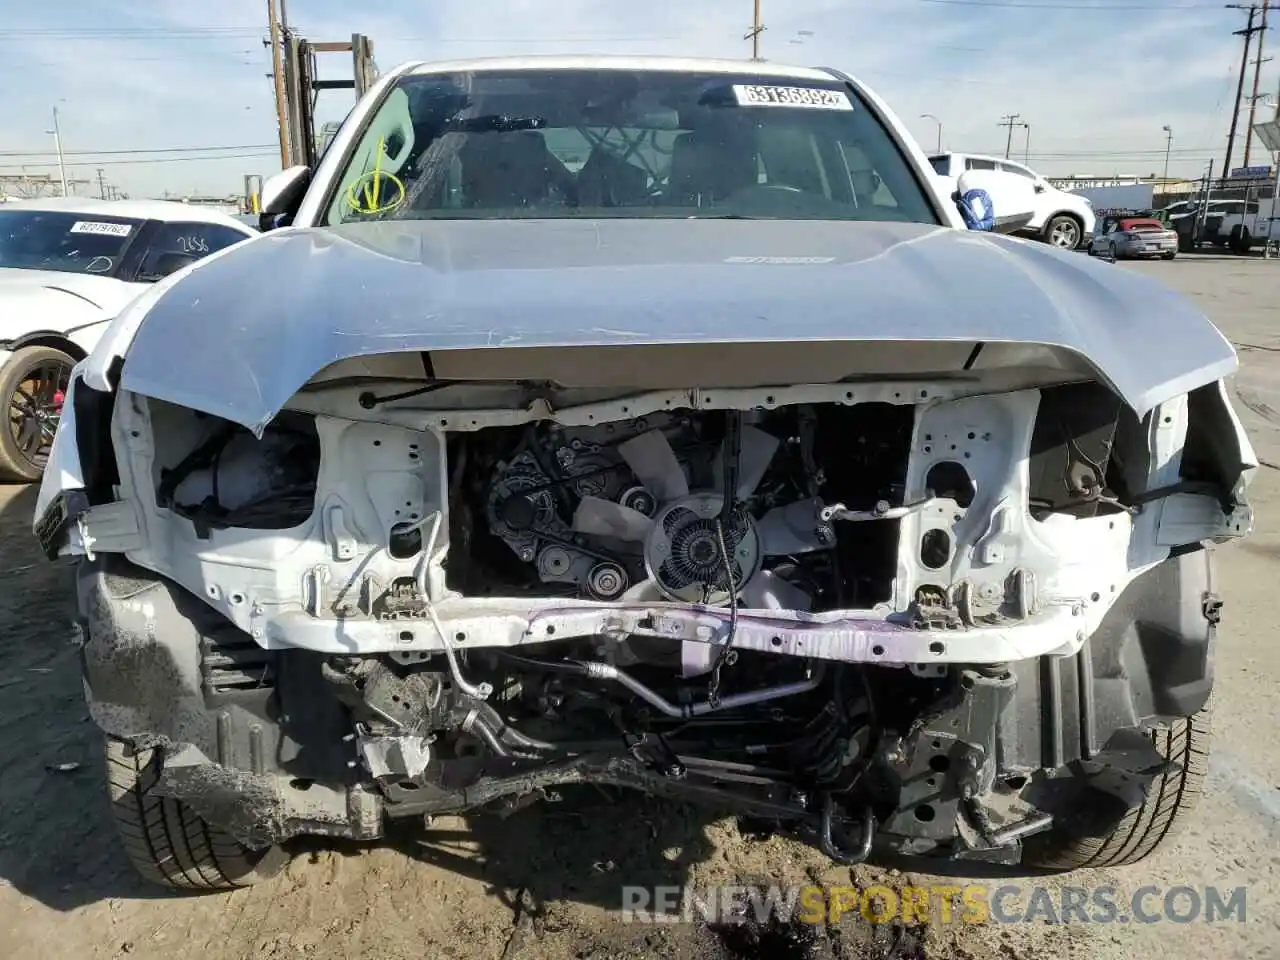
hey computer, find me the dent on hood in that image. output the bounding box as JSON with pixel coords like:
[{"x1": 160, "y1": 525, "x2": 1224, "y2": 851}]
[{"x1": 113, "y1": 218, "x2": 1238, "y2": 432}]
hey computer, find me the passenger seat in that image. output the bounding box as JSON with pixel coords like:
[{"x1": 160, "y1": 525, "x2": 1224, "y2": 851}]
[{"x1": 576, "y1": 147, "x2": 649, "y2": 208}]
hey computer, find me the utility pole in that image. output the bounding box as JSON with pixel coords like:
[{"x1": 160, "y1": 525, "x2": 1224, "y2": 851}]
[
  {"x1": 745, "y1": 0, "x2": 765, "y2": 60},
  {"x1": 96, "y1": 168, "x2": 107, "y2": 200},
  {"x1": 998, "y1": 113, "x2": 1021, "y2": 159},
  {"x1": 1244, "y1": 0, "x2": 1272, "y2": 166},
  {"x1": 1225, "y1": 4, "x2": 1263, "y2": 179},
  {"x1": 920, "y1": 113, "x2": 942, "y2": 153},
  {"x1": 49, "y1": 107, "x2": 69, "y2": 197},
  {"x1": 1022, "y1": 123, "x2": 1032, "y2": 164},
  {"x1": 1162, "y1": 125, "x2": 1174, "y2": 181},
  {"x1": 267, "y1": 0, "x2": 291, "y2": 168}
]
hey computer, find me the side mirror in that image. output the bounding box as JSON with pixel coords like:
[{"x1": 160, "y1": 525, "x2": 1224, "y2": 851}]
[
  {"x1": 138, "y1": 251, "x2": 198, "y2": 282},
  {"x1": 259, "y1": 165, "x2": 312, "y2": 231},
  {"x1": 953, "y1": 169, "x2": 1037, "y2": 234}
]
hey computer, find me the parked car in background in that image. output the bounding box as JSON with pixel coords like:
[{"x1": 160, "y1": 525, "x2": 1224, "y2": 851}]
[
  {"x1": 1215, "y1": 197, "x2": 1279, "y2": 254},
  {"x1": 1088, "y1": 215, "x2": 1178, "y2": 260},
  {"x1": 929, "y1": 152, "x2": 1095, "y2": 249},
  {"x1": 1167, "y1": 197, "x2": 1267, "y2": 252},
  {"x1": 0, "y1": 198, "x2": 257, "y2": 480},
  {"x1": 1160, "y1": 199, "x2": 1199, "y2": 220}
]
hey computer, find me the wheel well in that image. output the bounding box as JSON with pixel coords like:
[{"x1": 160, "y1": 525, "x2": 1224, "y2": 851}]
[
  {"x1": 1046, "y1": 211, "x2": 1084, "y2": 228},
  {"x1": 7, "y1": 333, "x2": 86, "y2": 362}
]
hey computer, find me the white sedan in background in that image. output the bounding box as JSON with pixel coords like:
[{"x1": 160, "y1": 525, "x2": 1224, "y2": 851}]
[{"x1": 0, "y1": 198, "x2": 256, "y2": 480}]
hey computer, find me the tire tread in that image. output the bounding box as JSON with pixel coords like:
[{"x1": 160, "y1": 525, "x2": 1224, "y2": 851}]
[
  {"x1": 1026, "y1": 711, "x2": 1209, "y2": 870},
  {"x1": 104, "y1": 739, "x2": 286, "y2": 890}
]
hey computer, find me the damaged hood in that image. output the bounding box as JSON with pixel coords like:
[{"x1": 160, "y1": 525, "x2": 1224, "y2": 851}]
[{"x1": 115, "y1": 218, "x2": 1237, "y2": 433}]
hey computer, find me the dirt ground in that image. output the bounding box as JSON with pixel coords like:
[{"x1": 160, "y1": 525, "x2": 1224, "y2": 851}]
[{"x1": 3, "y1": 255, "x2": 1279, "y2": 960}]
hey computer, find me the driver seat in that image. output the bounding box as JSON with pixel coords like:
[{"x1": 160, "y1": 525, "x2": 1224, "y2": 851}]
[{"x1": 458, "y1": 131, "x2": 563, "y2": 209}]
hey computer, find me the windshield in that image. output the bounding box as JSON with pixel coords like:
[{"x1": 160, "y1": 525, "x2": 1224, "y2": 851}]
[
  {"x1": 0, "y1": 209, "x2": 142, "y2": 277},
  {"x1": 324, "y1": 69, "x2": 939, "y2": 225}
]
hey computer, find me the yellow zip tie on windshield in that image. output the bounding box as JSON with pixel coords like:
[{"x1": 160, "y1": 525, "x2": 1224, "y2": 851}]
[{"x1": 346, "y1": 136, "x2": 406, "y2": 215}]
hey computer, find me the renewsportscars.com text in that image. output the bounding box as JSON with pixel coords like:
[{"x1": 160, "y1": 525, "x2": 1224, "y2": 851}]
[{"x1": 621, "y1": 884, "x2": 1247, "y2": 926}]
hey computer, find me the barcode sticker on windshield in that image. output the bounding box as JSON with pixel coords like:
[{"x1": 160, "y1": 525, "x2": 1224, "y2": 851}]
[
  {"x1": 69, "y1": 221, "x2": 133, "y2": 237},
  {"x1": 731, "y1": 84, "x2": 853, "y2": 110}
]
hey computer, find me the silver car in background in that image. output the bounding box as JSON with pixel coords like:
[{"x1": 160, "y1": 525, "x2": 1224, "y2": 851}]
[{"x1": 1088, "y1": 215, "x2": 1178, "y2": 260}]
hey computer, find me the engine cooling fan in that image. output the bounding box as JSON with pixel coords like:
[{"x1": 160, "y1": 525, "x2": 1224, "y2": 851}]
[
  {"x1": 644, "y1": 493, "x2": 761, "y2": 604},
  {"x1": 570, "y1": 425, "x2": 822, "y2": 610}
]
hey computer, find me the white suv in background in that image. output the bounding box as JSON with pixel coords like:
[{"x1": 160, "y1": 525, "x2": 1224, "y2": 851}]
[{"x1": 930, "y1": 152, "x2": 1095, "y2": 250}]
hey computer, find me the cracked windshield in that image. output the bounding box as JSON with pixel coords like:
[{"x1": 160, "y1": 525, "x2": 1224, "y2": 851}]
[{"x1": 325, "y1": 69, "x2": 935, "y2": 223}]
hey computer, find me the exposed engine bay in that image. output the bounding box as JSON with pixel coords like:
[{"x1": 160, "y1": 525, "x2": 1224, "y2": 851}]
[
  {"x1": 58, "y1": 369, "x2": 1251, "y2": 870},
  {"x1": 451, "y1": 405, "x2": 913, "y2": 612}
]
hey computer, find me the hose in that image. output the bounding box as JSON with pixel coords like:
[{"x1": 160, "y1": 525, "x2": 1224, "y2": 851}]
[{"x1": 495, "y1": 652, "x2": 825, "y2": 720}]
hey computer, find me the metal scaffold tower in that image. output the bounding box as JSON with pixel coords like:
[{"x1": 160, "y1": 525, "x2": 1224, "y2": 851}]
[{"x1": 265, "y1": 0, "x2": 378, "y2": 171}]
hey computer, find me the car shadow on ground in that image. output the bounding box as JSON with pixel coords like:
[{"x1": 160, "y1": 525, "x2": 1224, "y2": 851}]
[
  {"x1": 0, "y1": 483, "x2": 183, "y2": 910},
  {"x1": 388, "y1": 789, "x2": 720, "y2": 913}
]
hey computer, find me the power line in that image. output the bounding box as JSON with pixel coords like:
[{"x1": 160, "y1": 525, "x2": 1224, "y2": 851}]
[
  {"x1": 0, "y1": 26, "x2": 259, "y2": 38},
  {"x1": 379, "y1": 34, "x2": 683, "y2": 43},
  {"x1": 0, "y1": 143, "x2": 276, "y2": 159},
  {"x1": 0, "y1": 28, "x2": 681, "y2": 43},
  {"x1": 912, "y1": 0, "x2": 1232, "y2": 9},
  {"x1": 0, "y1": 152, "x2": 277, "y2": 171}
]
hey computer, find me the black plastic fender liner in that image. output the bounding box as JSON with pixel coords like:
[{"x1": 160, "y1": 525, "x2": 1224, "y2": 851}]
[
  {"x1": 74, "y1": 556, "x2": 354, "y2": 784},
  {"x1": 1003, "y1": 547, "x2": 1218, "y2": 776},
  {"x1": 151, "y1": 744, "x2": 383, "y2": 848},
  {"x1": 76, "y1": 557, "x2": 217, "y2": 752}
]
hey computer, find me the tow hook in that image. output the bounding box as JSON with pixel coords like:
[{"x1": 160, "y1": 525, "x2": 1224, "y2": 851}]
[
  {"x1": 817, "y1": 794, "x2": 875, "y2": 865},
  {"x1": 1202, "y1": 593, "x2": 1224, "y2": 626}
]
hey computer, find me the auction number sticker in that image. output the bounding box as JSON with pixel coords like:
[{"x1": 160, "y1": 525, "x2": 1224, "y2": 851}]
[
  {"x1": 731, "y1": 84, "x2": 852, "y2": 110},
  {"x1": 69, "y1": 221, "x2": 133, "y2": 237}
]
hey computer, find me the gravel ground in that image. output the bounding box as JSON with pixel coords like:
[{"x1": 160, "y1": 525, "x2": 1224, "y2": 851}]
[{"x1": 1, "y1": 254, "x2": 1278, "y2": 960}]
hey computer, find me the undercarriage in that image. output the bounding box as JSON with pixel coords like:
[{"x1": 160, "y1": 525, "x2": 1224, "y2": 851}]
[{"x1": 78, "y1": 543, "x2": 1216, "y2": 865}]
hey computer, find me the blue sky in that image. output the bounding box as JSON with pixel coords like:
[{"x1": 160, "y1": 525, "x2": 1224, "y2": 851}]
[{"x1": 0, "y1": 0, "x2": 1268, "y2": 198}]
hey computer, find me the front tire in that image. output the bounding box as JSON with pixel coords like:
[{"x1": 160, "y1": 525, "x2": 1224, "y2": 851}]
[
  {"x1": 105, "y1": 739, "x2": 287, "y2": 890},
  {"x1": 1043, "y1": 214, "x2": 1083, "y2": 250},
  {"x1": 1229, "y1": 226, "x2": 1252, "y2": 255},
  {"x1": 0, "y1": 344, "x2": 75, "y2": 482},
  {"x1": 1024, "y1": 711, "x2": 1209, "y2": 870}
]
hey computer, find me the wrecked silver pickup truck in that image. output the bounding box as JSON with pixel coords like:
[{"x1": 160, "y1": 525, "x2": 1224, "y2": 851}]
[{"x1": 34, "y1": 57, "x2": 1254, "y2": 889}]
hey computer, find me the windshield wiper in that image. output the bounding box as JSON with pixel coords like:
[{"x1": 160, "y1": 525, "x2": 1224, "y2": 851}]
[{"x1": 444, "y1": 114, "x2": 546, "y2": 133}]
